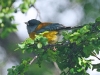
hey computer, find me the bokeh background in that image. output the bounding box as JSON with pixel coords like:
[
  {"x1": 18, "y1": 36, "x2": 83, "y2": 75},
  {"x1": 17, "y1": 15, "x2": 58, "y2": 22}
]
[{"x1": 0, "y1": 0, "x2": 100, "y2": 75}]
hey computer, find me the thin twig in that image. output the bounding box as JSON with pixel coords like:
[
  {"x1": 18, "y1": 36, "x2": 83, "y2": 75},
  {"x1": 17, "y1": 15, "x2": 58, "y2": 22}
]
[
  {"x1": 53, "y1": 62, "x2": 61, "y2": 74},
  {"x1": 32, "y1": 5, "x2": 41, "y2": 20},
  {"x1": 92, "y1": 52, "x2": 100, "y2": 60},
  {"x1": 29, "y1": 56, "x2": 38, "y2": 65},
  {"x1": 66, "y1": 69, "x2": 70, "y2": 75}
]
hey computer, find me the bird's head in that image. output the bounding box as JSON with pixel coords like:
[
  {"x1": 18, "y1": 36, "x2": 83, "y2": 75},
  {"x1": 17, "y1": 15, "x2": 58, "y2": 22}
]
[{"x1": 25, "y1": 19, "x2": 41, "y2": 34}]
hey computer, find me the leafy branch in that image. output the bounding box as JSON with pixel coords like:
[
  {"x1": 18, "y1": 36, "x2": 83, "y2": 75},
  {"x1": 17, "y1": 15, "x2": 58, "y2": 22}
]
[{"x1": 7, "y1": 17, "x2": 100, "y2": 75}]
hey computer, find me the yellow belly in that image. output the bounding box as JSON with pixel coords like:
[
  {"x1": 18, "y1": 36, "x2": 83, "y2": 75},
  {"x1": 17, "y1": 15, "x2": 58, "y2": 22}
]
[
  {"x1": 29, "y1": 31, "x2": 58, "y2": 44},
  {"x1": 43, "y1": 31, "x2": 58, "y2": 44}
]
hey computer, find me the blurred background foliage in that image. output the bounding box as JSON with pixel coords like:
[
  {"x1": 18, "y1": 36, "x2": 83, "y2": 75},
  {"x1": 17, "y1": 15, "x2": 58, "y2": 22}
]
[
  {"x1": 77, "y1": 0, "x2": 100, "y2": 24},
  {"x1": 0, "y1": 0, "x2": 100, "y2": 75}
]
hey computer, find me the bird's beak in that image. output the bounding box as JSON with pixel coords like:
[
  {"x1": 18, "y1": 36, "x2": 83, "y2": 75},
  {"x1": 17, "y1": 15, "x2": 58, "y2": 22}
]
[{"x1": 25, "y1": 22, "x2": 28, "y2": 25}]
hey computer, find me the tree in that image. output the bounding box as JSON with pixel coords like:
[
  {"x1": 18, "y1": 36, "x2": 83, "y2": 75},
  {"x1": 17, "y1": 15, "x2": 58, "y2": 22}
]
[{"x1": 0, "y1": 0, "x2": 100, "y2": 75}]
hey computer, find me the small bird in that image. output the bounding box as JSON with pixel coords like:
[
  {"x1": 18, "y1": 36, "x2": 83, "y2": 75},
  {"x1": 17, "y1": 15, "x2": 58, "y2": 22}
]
[{"x1": 25, "y1": 19, "x2": 79, "y2": 43}]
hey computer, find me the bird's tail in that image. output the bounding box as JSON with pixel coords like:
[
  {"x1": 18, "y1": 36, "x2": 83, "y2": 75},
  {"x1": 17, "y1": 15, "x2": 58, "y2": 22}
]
[{"x1": 59, "y1": 25, "x2": 83, "y2": 30}]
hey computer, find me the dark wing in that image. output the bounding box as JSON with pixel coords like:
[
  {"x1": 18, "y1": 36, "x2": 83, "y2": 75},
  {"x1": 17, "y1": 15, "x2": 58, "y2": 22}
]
[{"x1": 36, "y1": 23, "x2": 69, "y2": 33}]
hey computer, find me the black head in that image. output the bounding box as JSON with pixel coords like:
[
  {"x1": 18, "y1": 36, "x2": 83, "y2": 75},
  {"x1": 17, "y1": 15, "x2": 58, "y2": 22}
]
[
  {"x1": 27, "y1": 19, "x2": 41, "y2": 26},
  {"x1": 25, "y1": 19, "x2": 41, "y2": 34}
]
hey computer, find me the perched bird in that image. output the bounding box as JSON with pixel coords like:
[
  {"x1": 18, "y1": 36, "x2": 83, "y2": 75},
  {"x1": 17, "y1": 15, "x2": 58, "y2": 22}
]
[{"x1": 25, "y1": 19, "x2": 79, "y2": 43}]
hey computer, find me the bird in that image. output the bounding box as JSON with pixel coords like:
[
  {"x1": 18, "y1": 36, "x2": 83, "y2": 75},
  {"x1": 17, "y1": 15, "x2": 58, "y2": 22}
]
[{"x1": 25, "y1": 19, "x2": 81, "y2": 44}]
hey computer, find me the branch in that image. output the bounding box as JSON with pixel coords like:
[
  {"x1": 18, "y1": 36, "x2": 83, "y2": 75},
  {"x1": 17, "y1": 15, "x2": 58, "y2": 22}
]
[
  {"x1": 29, "y1": 56, "x2": 38, "y2": 65},
  {"x1": 66, "y1": 69, "x2": 70, "y2": 75},
  {"x1": 53, "y1": 62, "x2": 61, "y2": 74},
  {"x1": 31, "y1": 5, "x2": 41, "y2": 20},
  {"x1": 91, "y1": 52, "x2": 100, "y2": 60}
]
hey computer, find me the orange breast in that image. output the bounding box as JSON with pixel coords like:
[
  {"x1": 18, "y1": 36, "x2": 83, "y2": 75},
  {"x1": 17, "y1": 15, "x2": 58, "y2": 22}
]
[{"x1": 29, "y1": 32, "x2": 36, "y2": 40}]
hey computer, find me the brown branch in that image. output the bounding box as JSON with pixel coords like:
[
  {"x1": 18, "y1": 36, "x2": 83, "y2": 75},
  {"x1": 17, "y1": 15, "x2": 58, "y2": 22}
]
[{"x1": 32, "y1": 5, "x2": 41, "y2": 20}]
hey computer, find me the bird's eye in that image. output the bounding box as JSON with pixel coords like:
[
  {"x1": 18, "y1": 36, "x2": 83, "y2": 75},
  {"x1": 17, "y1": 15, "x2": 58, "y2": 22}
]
[{"x1": 25, "y1": 22, "x2": 29, "y2": 25}]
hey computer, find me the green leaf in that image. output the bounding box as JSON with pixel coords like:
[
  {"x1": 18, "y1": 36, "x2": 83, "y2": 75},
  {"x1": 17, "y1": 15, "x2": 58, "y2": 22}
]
[
  {"x1": 19, "y1": 3, "x2": 29, "y2": 13},
  {"x1": 70, "y1": 32, "x2": 80, "y2": 37},
  {"x1": 96, "y1": 17, "x2": 100, "y2": 22},
  {"x1": 83, "y1": 45, "x2": 94, "y2": 57},
  {"x1": 31, "y1": 0, "x2": 36, "y2": 4},
  {"x1": 25, "y1": 38, "x2": 34, "y2": 44},
  {"x1": 40, "y1": 37, "x2": 48, "y2": 45},
  {"x1": 78, "y1": 57, "x2": 82, "y2": 66},
  {"x1": 70, "y1": 68, "x2": 75, "y2": 74},
  {"x1": 92, "y1": 63, "x2": 100, "y2": 72},
  {"x1": 77, "y1": 68, "x2": 83, "y2": 72},
  {"x1": 18, "y1": 43, "x2": 25, "y2": 49},
  {"x1": 37, "y1": 43, "x2": 42, "y2": 49}
]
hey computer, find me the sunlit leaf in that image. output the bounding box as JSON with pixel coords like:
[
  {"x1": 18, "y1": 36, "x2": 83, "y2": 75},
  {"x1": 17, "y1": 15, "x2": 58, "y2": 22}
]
[{"x1": 37, "y1": 43, "x2": 42, "y2": 49}]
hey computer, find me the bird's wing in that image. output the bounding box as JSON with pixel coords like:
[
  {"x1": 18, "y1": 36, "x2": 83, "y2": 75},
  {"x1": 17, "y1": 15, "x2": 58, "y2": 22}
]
[
  {"x1": 36, "y1": 23, "x2": 71, "y2": 33},
  {"x1": 35, "y1": 23, "x2": 68, "y2": 33}
]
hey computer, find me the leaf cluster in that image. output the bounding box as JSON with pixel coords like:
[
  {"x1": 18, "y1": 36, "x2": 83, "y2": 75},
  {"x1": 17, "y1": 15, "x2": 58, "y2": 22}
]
[{"x1": 0, "y1": 0, "x2": 36, "y2": 38}]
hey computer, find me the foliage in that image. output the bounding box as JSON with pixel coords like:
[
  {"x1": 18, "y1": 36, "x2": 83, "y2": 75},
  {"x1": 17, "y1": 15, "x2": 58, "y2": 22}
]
[
  {"x1": 71, "y1": 0, "x2": 100, "y2": 24},
  {"x1": 7, "y1": 17, "x2": 100, "y2": 75},
  {"x1": 0, "y1": 0, "x2": 17, "y2": 38},
  {"x1": 0, "y1": 0, "x2": 36, "y2": 38},
  {"x1": 7, "y1": 59, "x2": 30, "y2": 75}
]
